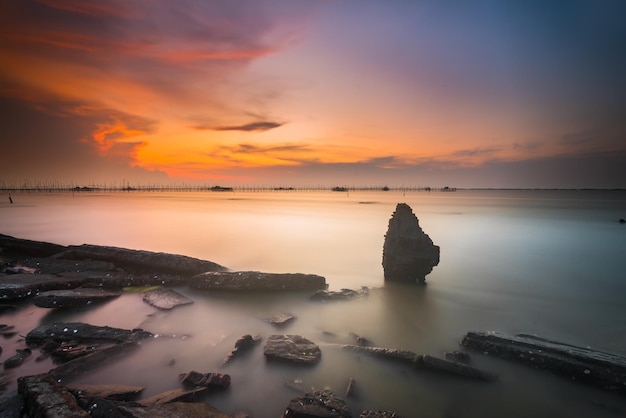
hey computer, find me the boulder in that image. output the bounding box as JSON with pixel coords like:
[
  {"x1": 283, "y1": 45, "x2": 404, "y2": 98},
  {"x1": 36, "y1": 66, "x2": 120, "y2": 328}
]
[
  {"x1": 264, "y1": 335, "x2": 321, "y2": 365},
  {"x1": 142, "y1": 288, "x2": 193, "y2": 310},
  {"x1": 34, "y1": 288, "x2": 121, "y2": 309},
  {"x1": 283, "y1": 390, "x2": 351, "y2": 418},
  {"x1": 191, "y1": 271, "x2": 327, "y2": 291},
  {"x1": 382, "y1": 203, "x2": 440, "y2": 284}
]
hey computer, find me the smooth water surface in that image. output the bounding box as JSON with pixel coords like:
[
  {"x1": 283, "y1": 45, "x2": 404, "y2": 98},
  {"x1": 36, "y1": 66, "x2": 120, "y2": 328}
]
[{"x1": 1, "y1": 189, "x2": 626, "y2": 417}]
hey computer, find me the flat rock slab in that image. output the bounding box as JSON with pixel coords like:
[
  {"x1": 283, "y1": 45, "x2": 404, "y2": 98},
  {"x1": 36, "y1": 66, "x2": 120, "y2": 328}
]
[
  {"x1": 461, "y1": 331, "x2": 626, "y2": 394},
  {"x1": 0, "y1": 273, "x2": 89, "y2": 301},
  {"x1": 26, "y1": 322, "x2": 153, "y2": 345},
  {"x1": 0, "y1": 234, "x2": 66, "y2": 257},
  {"x1": 283, "y1": 390, "x2": 351, "y2": 418},
  {"x1": 34, "y1": 288, "x2": 121, "y2": 309},
  {"x1": 191, "y1": 271, "x2": 327, "y2": 291},
  {"x1": 67, "y1": 384, "x2": 145, "y2": 401},
  {"x1": 17, "y1": 258, "x2": 118, "y2": 275},
  {"x1": 80, "y1": 398, "x2": 231, "y2": 418},
  {"x1": 264, "y1": 313, "x2": 296, "y2": 327},
  {"x1": 264, "y1": 335, "x2": 321, "y2": 365},
  {"x1": 57, "y1": 244, "x2": 227, "y2": 275},
  {"x1": 138, "y1": 386, "x2": 208, "y2": 406},
  {"x1": 142, "y1": 288, "x2": 193, "y2": 310}
]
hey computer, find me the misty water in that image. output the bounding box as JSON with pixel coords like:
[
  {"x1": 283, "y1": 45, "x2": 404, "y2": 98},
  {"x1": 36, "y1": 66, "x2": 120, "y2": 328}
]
[{"x1": 1, "y1": 189, "x2": 626, "y2": 417}]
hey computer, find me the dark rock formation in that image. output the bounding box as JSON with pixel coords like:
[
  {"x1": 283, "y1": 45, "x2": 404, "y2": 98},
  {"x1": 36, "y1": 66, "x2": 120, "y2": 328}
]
[
  {"x1": 0, "y1": 274, "x2": 89, "y2": 301},
  {"x1": 360, "y1": 411, "x2": 404, "y2": 418},
  {"x1": 179, "y1": 371, "x2": 231, "y2": 390},
  {"x1": 3, "y1": 349, "x2": 31, "y2": 369},
  {"x1": 191, "y1": 271, "x2": 327, "y2": 291},
  {"x1": 26, "y1": 322, "x2": 153, "y2": 346},
  {"x1": 283, "y1": 390, "x2": 351, "y2": 418},
  {"x1": 461, "y1": 331, "x2": 626, "y2": 394},
  {"x1": 18, "y1": 373, "x2": 90, "y2": 418},
  {"x1": 619, "y1": 218, "x2": 625, "y2": 224},
  {"x1": 67, "y1": 384, "x2": 145, "y2": 401},
  {"x1": 311, "y1": 287, "x2": 369, "y2": 301},
  {"x1": 0, "y1": 391, "x2": 23, "y2": 418},
  {"x1": 80, "y1": 398, "x2": 231, "y2": 418},
  {"x1": 55, "y1": 244, "x2": 227, "y2": 275},
  {"x1": 382, "y1": 203, "x2": 440, "y2": 284},
  {"x1": 34, "y1": 288, "x2": 121, "y2": 309},
  {"x1": 341, "y1": 345, "x2": 497, "y2": 381},
  {"x1": 264, "y1": 335, "x2": 321, "y2": 365},
  {"x1": 264, "y1": 313, "x2": 296, "y2": 327},
  {"x1": 142, "y1": 288, "x2": 193, "y2": 310},
  {"x1": 138, "y1": 387, "x2": 209, "y2": 406},
  {"x1": 0, "y1": 234, "x2": 66, "y2": 257},
  {"x1": 223, "y1": 335, "x2": 261, "y2": 364},
  {"x1": 444, "y1": 350, "x2": 471, "y2": 363}
]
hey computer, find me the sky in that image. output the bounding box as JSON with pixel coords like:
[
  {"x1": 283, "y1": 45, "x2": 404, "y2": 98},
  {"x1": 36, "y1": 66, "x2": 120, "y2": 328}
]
[{"x1": 1, "y1": 0, "x2": 625, "y2": 189}]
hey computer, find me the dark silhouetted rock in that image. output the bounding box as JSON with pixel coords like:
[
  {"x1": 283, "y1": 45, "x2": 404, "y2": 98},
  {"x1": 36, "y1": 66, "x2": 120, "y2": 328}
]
[
  {"x1": 619, "y1": 218, "x2": 625, "y2": 224},
  {"x1": 179, "y1": 371, "x2": 231, "y2": 390},
  {"x1": 311, "y1": 287, "x2": 369, "y2": 301},
  {"x1": 0, "y1": 391, "x2": 23, "y2": 418},
  {"x1": 56, "y1": 244, "x2": 227, "y2": 275},
  {"x1": 191, "y1": 271, "x2": 326, "y2": 291},
  {"x1": 382, "y1": 203, "x2": 440, "y2": 284},
  {"x1": 0, "y1": 324, "x2": 16, "y2": 338},
  {"x1": 67, "y1": 384, "x2": 145, "y2": 401},
  {"x1": 461, "y1": 331, "x2": 626, "y2": 394},
  {"x1": 16, "y1": 257, "x2": 117, "y2": 275},
  {"x1": 264, "y1": 335, "x2": 321, "y2": 365},
  {"x1": 0, "y1": 273, "x2": 89, "y2": 301},
  {"x1": 223, "y1": 335, "x2": 261, "y2": 364},
  {"x1": 138, "y1": 387, "x2": 209, "y2": 406},
  {"x1": 34, "y1": 288, "x2": 121, "y2": 309},
  {"x1": 18, "y1": 373, "x2": 90, "y2": 418},
  {"x1": 345, "y1": 377, "x2": 357, "y2": 398},
  {"x1": 283, "y1": 390, "x2": 351, "y2": 418},
  {"x1": 444, "y1": 350, "x2": 471, "y2": 363},
  {"x1": 360, "y1": 411, "x2": 404, "y2": 418},
  {"x1": 3, "y1": 348, "x2": 31, "y2": 369},
  {"x1": 0, "y1": 234, "x2": 66, "y2": 257},
  {"x1": 142, "y1": 288, "x2": 193, "y2": 310}
]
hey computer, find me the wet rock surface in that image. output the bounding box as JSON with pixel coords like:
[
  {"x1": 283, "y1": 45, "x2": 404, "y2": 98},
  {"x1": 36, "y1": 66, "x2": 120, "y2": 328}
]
[
  {"x1": 179, "y1": 371, "x2": 231, "y2": 390},
  {"x1": 191, "y1": 271, "x2": 327, "y2": 291},
  {"x1": 360, "y1": 411, "x2": 404, "y2": 418},
  {"x1": 0, "y1": 273, "x2": 89, "y2": 301},
  {"x1": 382, "y1": 203, "x2": 440, "y2": 284},
  {"x1": 34, "y1": 288, "x2": 121, "y2": 309},
  {"x1": 310, "y1": 287, "x2": 369, "y2": 301},
  {"x1": 26, "y1": 322, "x2": 153, "y2": 346},
  {"x1": 142, "y1": 288, "x2": 193, "y2": 310},
  {"x1": 223, "y1": 335, "x2": 261, "y2": 365},
  {"x1": 462, "y1": 331, "x2": 626, "y2": 393},
  {"x1": 283, "y1": 389, "x2": 352, "y2": 418},
  {"x1": 18, "y1": 373, "x2": 90, "y2": 418},
  {"x1": 264, "y1": 335, "x2": 322, "y2": 365},
  {"x1": 66, "y1": 383, "x2": 145, "y2": 401}
]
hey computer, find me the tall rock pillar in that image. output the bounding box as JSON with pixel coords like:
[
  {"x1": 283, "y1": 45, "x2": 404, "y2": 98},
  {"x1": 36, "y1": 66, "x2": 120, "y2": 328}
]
[{"x1": 382, "y1": 203, "x2": 440, "y2": 284}]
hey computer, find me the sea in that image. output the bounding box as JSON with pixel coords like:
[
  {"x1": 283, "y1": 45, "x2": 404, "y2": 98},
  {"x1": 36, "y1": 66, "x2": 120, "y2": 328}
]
[{"x1": 1, "y1": 189, "x2": 625, "y2": 417}]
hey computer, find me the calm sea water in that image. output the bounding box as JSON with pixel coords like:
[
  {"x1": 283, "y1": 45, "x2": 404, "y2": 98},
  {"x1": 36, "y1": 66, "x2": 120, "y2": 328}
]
[{"x1": 1, "y1": 189, "x2": 626, "y2": 417}]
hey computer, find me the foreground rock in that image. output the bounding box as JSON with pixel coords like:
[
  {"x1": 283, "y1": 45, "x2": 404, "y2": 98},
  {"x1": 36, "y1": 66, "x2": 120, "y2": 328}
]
[
  {"x1": 283, "y1": 390, "x2": 351, "y2": 418},
  {"x1": 0, "y1": 234, "x2": 66, "y2": 257},
  {"x1": 18, "y1": 373, "x2": 90, "y2": 417},
  {"x1": 34, "y1": 288, "x2": 121, "y2": 309},
  {"x1": 461, "y1": 331, "x2": 626, "y2": 394},
  {"x1": 179, "y1": 371, "x2": 231, "y2": 390},
  {"x1": 223, "y1": 335, "x2": 261, "y2": 365},
  {"x1": 142, "y1": 288, "x2": 193, "y2": 310},
  {"x1": 342, "y1": 345, "x2": 497, "y2": 381},
  {"x1": 382, "y1": 203, "x2": 440, "y2": 284},
  {"x1": 80, "y1": 398, "x2": 232, "y2": 418},
  {"x1": 360, "y1": 411, "x2": 404, "y2": 418},
  {"x1": 264, "y1": 335, "x2": 321, "y2": 365},
  {"x1": 55, "y1": 244, "x2": 227, "y2": 275},
  {"x1": 191, "y1": 271, "x2": 327, "y2": 291},
  {"x1": 67, "y1": 384, "x2": 145, "y2": 401}
]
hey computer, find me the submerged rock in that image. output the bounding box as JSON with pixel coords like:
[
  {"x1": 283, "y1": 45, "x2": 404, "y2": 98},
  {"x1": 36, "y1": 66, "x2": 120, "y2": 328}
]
[
  {"x1": 264, "y1": 335, "x2": 321, "y2": 365},
  {"x1": 223, "y1": 335, "x2": 261, "y2": 364},
  {"x1": 3, "y1": 348, "x2": 32, "y2": 369},
  {"x1": 310, "y1": 287, "x2": 369, "y2": 301},
  {"x1": 34, "y1": 288, "x2": 121, "y2": 309},
  {"x1": 283, "y1": 389, "x2": 352, "y2": 418},
  {"x1": 191, "y1": 271, "x2": 327, "y2": 291},
  {"x1": 382, "y1": 203, "x2": 440, "y2": 284},
  {"x1": 142, "y1": 288, "x2": 193, "y2": 310},
  {"x1": 179, "y1": 371, "x2": 231, "y2": 390}
]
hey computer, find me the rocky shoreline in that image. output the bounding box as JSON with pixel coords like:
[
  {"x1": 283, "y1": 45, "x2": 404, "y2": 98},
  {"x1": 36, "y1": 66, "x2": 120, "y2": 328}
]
[{"x1": 2, "y1": 233, "x2": 626, "y2": 417}]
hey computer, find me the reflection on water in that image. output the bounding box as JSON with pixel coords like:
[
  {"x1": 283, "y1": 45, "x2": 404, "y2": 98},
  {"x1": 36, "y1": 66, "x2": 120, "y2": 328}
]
[{"x1": 1, "y1": 190, "x2": 626, "y2": 416}]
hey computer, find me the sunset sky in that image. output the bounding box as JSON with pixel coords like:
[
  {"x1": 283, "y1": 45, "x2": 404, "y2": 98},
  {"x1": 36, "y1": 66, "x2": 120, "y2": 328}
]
[{"x1": 1, "y1": 0, "x2": 625, "y2": 188}]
